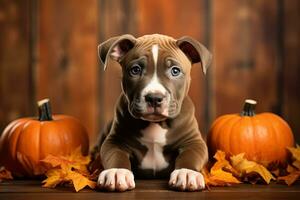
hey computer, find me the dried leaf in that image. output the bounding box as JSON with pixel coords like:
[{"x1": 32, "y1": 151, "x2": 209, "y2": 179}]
[
  {"x1": 204, "y1": 168, "x2": 241, "y2": 186},
  {"x1": 287, "y1": 164, "x2": 297, "y2": 174},
  {"x1": 41, "y1": 146, "x2": 90, "y2": 173},
  {"x1": 0, "y1": 167, "x2": 13, "y2": 182},
  {"x1": 43, "y1": 165, "x2": 96, "y2": 192},
  {"x1": 230, "y1": 153, "x2": 275, "y2": 184},
  {"x1": 278, "y1": 171, "x2": 300, "y2": 186},
  {"x1": 203, "y1": 151, "x2": 241, "y2": 187},
  {"x1": 41, "y1": 154, "x2": 74, "y2": 168},
  {"x1": 211, "y1": 151, "x2": 231, "y2": 171},
  {"x1": 41, "y1": 146, "x2": 96, "y2": 192},
  {"x1": 67, "y1": 170, "x2": 97, "y2": 192},
  {"x1": 287, "y1": 146, "x2": 300, "y2": 170},
  {"x1": 42, "y1": 168, "x2": 66, "y2": 188}
]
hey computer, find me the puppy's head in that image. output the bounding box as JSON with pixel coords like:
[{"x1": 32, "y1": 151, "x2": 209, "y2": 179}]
[{"x1": 98, "y1": 34, "x2": 211, "y2": 122}]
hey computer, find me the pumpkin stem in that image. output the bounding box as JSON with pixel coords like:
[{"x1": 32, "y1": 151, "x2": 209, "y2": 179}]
[
  {"x1": 38, "y1": 99, "x2": 53, "y2": 121},
  {"x1": 241, "y1": 99, "x2": 257, "y2": 116}
]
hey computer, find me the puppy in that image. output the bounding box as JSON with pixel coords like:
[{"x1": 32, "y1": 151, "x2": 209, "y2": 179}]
[{"x1": 95, "y1": 34, "x2": 211, "y2": 192}]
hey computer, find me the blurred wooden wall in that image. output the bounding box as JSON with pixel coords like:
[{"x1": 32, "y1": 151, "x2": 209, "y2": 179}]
[{"x1": 0, "y1": 0, "x2": 299, "y2": 146}]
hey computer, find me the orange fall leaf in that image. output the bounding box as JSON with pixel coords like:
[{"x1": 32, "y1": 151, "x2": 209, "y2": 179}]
[
  {"x1": 203, "y1": 151, "x2": 241, "y2": 187},
  {"x1": 230, "y1": 153, "x2": 275, "y2": 184},
  {"x1": 41, "y1": 146, "x2": 96, "y2": 192},
  {"x1": 277, "y1": 146, "x2": 300, "y2": 186}
]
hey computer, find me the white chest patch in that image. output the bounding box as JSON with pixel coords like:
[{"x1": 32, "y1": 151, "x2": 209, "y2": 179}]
[{"x1": 139, "y1": 123, "x2": 169, "y2": 171}]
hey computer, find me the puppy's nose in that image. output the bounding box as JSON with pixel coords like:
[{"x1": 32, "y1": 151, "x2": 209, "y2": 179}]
[{"x1": 144, "y1": 93, "x2": 165, "y2": 107}]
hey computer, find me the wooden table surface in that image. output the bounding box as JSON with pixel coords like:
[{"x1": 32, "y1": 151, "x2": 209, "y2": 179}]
[{"x1": 1, "y1": 180, "x2": 299, "y2": 200}]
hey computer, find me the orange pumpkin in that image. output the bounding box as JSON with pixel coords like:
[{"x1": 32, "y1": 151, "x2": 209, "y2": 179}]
[
  {"x1": 207, "y1": 99, "x2": 294, "y2": 167},
  {"x1": 0, "y1": 99, "x2": 89, "y2": 177}
]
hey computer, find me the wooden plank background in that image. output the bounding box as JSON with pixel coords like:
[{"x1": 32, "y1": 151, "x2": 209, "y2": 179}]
[{"x1": 0, "y1": 0, "x2": 299, "y2": 147}]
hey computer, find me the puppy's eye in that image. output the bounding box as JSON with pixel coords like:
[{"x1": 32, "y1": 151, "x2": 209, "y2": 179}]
[
  {"x1": 170, "y1": 66, "x2": 181, "y2": 77},
  {"x1": 129, "y1": 64, "x2": 142, "y2": 76}
]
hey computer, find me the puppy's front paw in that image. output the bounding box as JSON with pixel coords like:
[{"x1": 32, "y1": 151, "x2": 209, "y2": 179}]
[
  {"x1": 97, "y1": 168, "x2": 135, "y2": 192},
  {"x1": 169, "y1": 168, "x2": 205, "y2": 191}
]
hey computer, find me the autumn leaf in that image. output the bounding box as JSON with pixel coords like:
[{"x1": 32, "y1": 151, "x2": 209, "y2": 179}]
[
  {"x1": 230, "y1": 153, "x2": 275, "y2": 184},
  {"x1": 287, "y1": 146, "x2": 300, "y2": 170},
  {"x1": 41, "y1": 154, "x2": 74, "y2": 168},
  {"x1": 0, "y1": 167, "x2": 13, "y2": 182},
  {"x1": 211, "y1": 151, "x2": 232, "y2": 171},
  {"x1": 277, "y1": 146, "x2": 300, "y2": 186},
  {"x1": 41, "y1": 146, "x2": 90, "y2": 173},
  {"x1": 68, "y1": 147, "x2": 91, "y2": 166},
  {"x1": 203, "y1": 168, "x2": 241, "y2": 187},
  {"x1": 41, "y1": 146, "x2": 96, "y2": 192},
  {"x1": 42, "y1": 165, "x2": 96, "y2": 192},
  {"x1": 67, "y1": 170, "x2": 97, "y2": 192},
  {"x1": 203, "y1": 151, "x2": 241, "y2": 187},
  {"x1": 278, "y1": 171, "x2": 300, "y2": 186},
  {"x1": 42, "y1": 168, "x2": 66, "y2": 188}
]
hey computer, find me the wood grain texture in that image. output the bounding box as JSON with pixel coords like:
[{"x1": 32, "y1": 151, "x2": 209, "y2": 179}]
[
  {"x1": 0, "y1": 180, "x2": 300, "y2": 200},
  {"x1": 282, "y1": 0, "x2": 300, "y2": 143},
  {"x1": 212, "y1": 0, "x2": 279, "y2": 118},
  {"x1": 0, "y1": 0, "x2": 32, "y2": 130},
  {"x1": 0, "y1": 0, "x2": 299, "y2": 144},
  {"x1": 37, "y1": 0, "x2": 98, "y2": 143}
]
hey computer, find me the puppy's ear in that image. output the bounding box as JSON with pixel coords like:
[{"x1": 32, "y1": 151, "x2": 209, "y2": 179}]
[
  {"x1": 98, "y1": 34, "x2": 136, "y2": 70},
  {"x1": 176, "y1": 36, "x2": 212, "y2": 74}
]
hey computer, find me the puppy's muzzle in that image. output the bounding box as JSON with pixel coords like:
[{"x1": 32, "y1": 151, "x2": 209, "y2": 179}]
[{"x1": 144, "y1": 92, "x2": 166, "y2": 108}]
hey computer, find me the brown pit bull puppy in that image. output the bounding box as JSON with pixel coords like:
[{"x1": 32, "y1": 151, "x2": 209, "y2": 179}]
[{"x1": 95, "y1": 34, "x2": 212, "y2": 192}]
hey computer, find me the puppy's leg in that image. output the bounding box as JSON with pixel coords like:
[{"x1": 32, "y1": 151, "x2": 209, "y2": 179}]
[
  {"x1": 98, "y1": 168, "x2": 135, "y2": 192},
  {"x1": 169, "y1": 138, "x2": 208, "y2": 191},
  {"x1": 98, "y1": 137, "x2": 135, "y2": 192}
]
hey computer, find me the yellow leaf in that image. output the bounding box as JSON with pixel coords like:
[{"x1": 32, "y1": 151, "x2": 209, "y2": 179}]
[
  {"x1": 41, "y1": 146, "x2": 90, "y2": 173},
  {"x1": 41, "y1": 146, "x2": 96, "y2": 192},
  {"x1": 211, "y1": 151, "x2": 230, "y2": 170},
  {"x1": 230, "y1": 153, "x2": 275, "y2": 184},
  {"x1": 42, "y1": 168, "x2": 66, "y2": 188},
  {"x1": 203, "y1": 151, "x2": 241, "y2": 187},
  {"x1": 209, "y1": 169, "x2": 241, "y2": 186},
  {"x1": 68, "y1": 147, "x2": 91, "y2": 166},
  {"x1": 41, "y1": 154, "x2": 74, "y2": 168},
  {"x1": 67, "y1": 171, "x2": 96, "y2": 192},
  {"x1": 287, "y1": 146, "x2": 300, "y2": 170}
]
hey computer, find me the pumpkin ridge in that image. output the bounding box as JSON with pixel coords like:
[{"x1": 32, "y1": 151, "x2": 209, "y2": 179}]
[
  {"x1": 249, "y1": 116, "x2": 257, "y2": 162},
  {"x1": 0, "y1": 120, "x2": 23, "y2": 170},
  {"x1": 208, "y1": 115, "x2": 235, "y2": 155},
  {"x1": 37, "y1": 121, "x2": 41, "y2": 173},
  {"x1": 266, "y1": 114, "x2": 281, "y2": 164},
  {"x1": 220, "y1": 116, "x2": 241, "y2": 157},
  {"x1": 13, "y1": 121, "x2": 30, "y2": 161},
  {"x1": 18, "y1": 120, "x2": 41, "y2": 166},
  {"x1": 229, "y1": 117, "x2": 244, "y2": 156},
  {"x1": 12, "y1": 121, "x2": 30, "y2": 175},
  {"x1": 3, "y1": 119, "x2": 22, "y2": 139}
]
